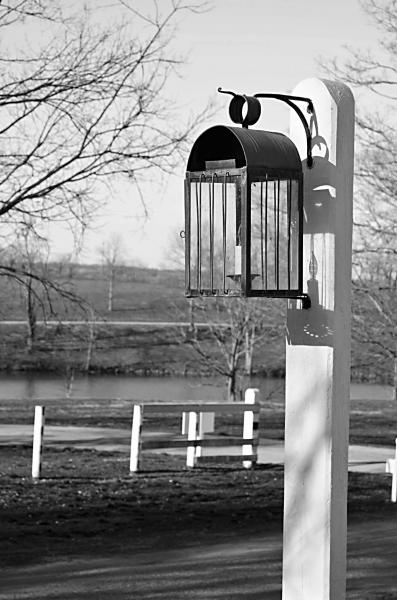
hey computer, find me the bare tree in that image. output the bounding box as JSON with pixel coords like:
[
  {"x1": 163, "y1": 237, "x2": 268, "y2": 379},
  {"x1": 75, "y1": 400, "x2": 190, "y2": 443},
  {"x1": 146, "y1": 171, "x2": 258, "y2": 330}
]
[
  {"x1": 0, "y1": 0, "x2": 212, "y2": 293},
  {"x1": 1, "y1": 220, "x2": 87, "y2": 349},
  {"x1": 84, "y1": 306, "x2": 97, "y2": 373},
  {"x1": 166, "y1": 222, "x2": 286, "y2": 396},
  {"x1": 99, "y1": 234, "x2": 125, "y2": 312},
  {"x1": 187, "y1": 298, "x2": 283, "y2": 401},
  {"x1": 351, "y1": 252, "x2": 397, "y2": 398},
  {"x1": 321, "y1": 0, "x2": 397, "y2": 395},
  {"x1": 19, "y1": 229, "x2": 43, "y2": 349}
]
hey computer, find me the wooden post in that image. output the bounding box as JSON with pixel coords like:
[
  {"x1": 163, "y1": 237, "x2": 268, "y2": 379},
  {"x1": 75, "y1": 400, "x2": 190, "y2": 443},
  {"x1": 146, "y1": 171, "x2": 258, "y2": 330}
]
[
  {"x1": 181, "y1": 411, "x2": 187, "y2": 435},
  {"x1": 283, "y1": 79, "x2": 354, "y2": 600},
  {"x1": 183, "y1": 411, "x2": 215, "y2": 438},
  {"x1": 186, "y1": 411, "x2": 198, "y2": 468},
  {"x1": 32, "y1": 405, "x2": 45, "y2": 480},
  {"x1": 385, "y1": 438, "x2": 397, "y2": 503},
  {"x1": 130, "y1": 404, "x2": 142, "y2": 473},
  {"x1": 242, "y1": 388, "x2": 259, "y2": 469},
  {"x1": 199, "y1": 412, "x2": 215, "y2": 436},
  {"x1": 196, "y1": 412, "x2": 215, "y2": 459}
]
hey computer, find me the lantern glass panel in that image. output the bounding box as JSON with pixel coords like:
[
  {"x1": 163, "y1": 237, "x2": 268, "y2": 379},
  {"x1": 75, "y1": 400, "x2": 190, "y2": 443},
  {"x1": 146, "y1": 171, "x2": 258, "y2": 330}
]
[
  {"x1": 186, "y1": 173, "x2": 243, "y2": 296},
  {"x1": 250, "y1": 178, "x2": 301, "y2": 293}
]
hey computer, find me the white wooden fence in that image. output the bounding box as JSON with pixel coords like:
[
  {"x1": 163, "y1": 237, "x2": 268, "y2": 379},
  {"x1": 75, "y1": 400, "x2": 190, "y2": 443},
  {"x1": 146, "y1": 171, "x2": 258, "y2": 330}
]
[
  {"x1": 130, "y1": 388, "x2": 260, "y2": 472},
  {"x1": 29, "y1": 389, "x2": 260, "y2": 479}
]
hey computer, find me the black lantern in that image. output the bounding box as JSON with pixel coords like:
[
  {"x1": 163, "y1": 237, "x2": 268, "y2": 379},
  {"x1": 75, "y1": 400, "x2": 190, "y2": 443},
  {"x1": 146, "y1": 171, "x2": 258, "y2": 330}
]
[{"x1": 184, "y1": 89, "x2": 313, "y2": 308}]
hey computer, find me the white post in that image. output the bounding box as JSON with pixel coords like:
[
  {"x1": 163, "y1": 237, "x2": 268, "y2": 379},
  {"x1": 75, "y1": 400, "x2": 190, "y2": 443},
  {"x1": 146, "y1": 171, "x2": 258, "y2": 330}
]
[
  {"x1": 392, "y1": 465, "x2": 397, "y2": 504},
  {"x1": 283, "y1": 79, "x2": 354, "y2": 600},
  {"x1": 181, "y1": 411, "x2": 187, "y2": 435},
  {"x1": 199, "y1": 412, "x2": 215, "y2": 436},
  {"x1": 130, "y1": 404, "x2": 142, "y2": 473},
  {"x1": 186, "y1": 411, "x2": 198, "y2": 468},
  {"x1": 242, "y1": 388, "x2": 259, "y2": 469},
  {"x1": 32, "y1": 405, "x2": 45, "y2": 480},
  {"x1": 196, "y1": 412, "x2": 215, "y2": 459},
  {"x1": 385, "y1": 438, "x2": 397, "y2": 503}
]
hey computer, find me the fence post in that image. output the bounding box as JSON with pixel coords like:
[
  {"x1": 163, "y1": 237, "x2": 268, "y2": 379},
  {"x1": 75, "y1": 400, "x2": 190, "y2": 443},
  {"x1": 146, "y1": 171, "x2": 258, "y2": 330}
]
[
  {"x1": 242, "y1": 388, "x2": 259, "y2": 468},
  {"x1": 196, "y1": 412, "x2": 215, "y2": 459},
  {"x1": 386, "y1": 438, "x2": 397, "y2": 503},
  {"x1": 186, "y1": 411, "x2": 198, "y2": 468},
  {"x1": 199, "y1": 412, "x2": 215, "y2": 436},
  {"x1": 181, "y1": 411, "x2": 187, "y2": 435},
  {"x1": 130, "y1": 404, "x2": 143, "y2": 473},
  {"x1": 32, "y1": 405, "x2": 45, "y2": 480}
]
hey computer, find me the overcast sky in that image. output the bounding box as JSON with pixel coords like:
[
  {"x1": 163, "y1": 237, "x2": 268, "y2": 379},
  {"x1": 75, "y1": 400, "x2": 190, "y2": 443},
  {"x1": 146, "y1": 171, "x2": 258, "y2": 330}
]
[{"x1": 50, "y1": 0, "x2": 379, "y2": 267}]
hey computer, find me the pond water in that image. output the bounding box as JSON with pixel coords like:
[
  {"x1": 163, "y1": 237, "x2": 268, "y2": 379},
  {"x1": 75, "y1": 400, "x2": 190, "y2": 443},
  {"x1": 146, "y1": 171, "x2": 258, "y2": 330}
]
[{"x1": 0, "y1": 372, "x2": 393, "y2": 402}]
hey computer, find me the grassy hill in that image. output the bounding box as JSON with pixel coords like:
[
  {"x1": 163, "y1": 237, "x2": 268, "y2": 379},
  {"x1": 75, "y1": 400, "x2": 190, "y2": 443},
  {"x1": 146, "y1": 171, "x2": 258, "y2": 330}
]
[
  {"x1": 0, "y1": 263, "x2": 188, "y2": 322},
  {"x1": 0, "y1": 262, "x2": 285, "y2": 377}
]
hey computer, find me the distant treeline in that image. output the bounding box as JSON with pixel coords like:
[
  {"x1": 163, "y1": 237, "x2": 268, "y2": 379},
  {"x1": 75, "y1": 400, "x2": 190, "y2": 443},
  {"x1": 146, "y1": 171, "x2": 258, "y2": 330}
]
[{"x1": 0, "y1": 262, "x2": 393, "y2": 387}]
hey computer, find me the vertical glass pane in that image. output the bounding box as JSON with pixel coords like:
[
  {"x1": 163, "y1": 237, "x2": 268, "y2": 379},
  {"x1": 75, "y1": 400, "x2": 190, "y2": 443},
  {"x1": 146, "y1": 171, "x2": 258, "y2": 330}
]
[
  {"x1": 289, "y1": 179, "x2": 300, "y2": 291},
  {"x1": 250, "y1": 178, "x2": 300, "y2": 292},
  {"x1": 188, "y1": 176, "x2": 241, "y2": 294},
  {"x1": 278, "y1": 180, "x2": 289, "y2": 290},
  {"x1": 188, "y1": 180, "x2": 198, "y2": 292},
  {"x1": 250, "y1": 180, "x2": 266, "y2": 290}
]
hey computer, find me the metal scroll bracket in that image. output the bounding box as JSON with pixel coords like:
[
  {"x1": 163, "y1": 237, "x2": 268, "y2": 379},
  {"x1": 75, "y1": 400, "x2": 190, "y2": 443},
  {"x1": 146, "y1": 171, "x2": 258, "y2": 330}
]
[{"x1": 218, "y1": 87, "x2": 314, "y2": 168}]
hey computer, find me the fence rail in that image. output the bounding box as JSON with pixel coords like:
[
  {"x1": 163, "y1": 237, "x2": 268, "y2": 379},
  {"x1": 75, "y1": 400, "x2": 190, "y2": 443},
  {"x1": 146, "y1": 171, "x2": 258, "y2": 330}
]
[{"x1": 129, "y1": 389, "x2": 260, "y2": 472}]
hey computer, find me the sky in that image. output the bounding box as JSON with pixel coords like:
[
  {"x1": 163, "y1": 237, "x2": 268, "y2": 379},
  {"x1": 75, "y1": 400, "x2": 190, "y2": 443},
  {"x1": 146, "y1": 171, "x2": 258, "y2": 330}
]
[{"x1": 49, "y1": 0, "x2": 380, "y2": 267}]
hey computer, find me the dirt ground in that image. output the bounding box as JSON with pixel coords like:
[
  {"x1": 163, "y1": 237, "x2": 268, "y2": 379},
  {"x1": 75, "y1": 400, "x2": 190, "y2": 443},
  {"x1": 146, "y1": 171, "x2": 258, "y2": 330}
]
[
  {"x1": 1, "y1": 520, "x2": 397, "y2": 599},
  {"x1": 1, "y1": 446, "x2": 286, "y2": 565},
  {"x1": 1, "y1": 445, "x2": 396, "y2": 599}
]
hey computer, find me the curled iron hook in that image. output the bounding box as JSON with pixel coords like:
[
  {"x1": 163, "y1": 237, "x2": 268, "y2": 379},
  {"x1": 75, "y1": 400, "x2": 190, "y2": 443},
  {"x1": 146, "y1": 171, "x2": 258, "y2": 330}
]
[{"x1": 217, "y1": 87, "x2": 237, "y2": 98}]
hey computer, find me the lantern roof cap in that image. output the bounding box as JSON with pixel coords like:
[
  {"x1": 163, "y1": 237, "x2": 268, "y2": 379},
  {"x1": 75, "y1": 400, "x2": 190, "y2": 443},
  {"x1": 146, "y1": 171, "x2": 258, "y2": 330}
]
[{"x1": 187, "y1": 125, "x2": 302, "y2": 173}]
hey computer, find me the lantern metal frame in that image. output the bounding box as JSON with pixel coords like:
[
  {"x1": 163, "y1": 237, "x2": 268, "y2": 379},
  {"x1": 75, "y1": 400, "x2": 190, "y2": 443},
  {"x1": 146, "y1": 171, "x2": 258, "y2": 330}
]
[{"x1": 184, "y1": 89, "x2": 313, "y2": 309}]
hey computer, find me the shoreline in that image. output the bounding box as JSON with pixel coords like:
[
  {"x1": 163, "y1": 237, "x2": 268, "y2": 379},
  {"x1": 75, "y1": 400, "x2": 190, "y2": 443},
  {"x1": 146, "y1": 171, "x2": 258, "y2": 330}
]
[{"x1": 0, "y1": 365, "x2": 391, "y2": 387}]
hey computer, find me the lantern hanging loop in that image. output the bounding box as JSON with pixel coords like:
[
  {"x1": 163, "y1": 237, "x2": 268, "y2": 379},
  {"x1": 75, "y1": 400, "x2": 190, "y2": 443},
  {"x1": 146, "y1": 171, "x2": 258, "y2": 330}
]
[{"x1": 218, "y1": 87, "x2": 261, "y2": 128}]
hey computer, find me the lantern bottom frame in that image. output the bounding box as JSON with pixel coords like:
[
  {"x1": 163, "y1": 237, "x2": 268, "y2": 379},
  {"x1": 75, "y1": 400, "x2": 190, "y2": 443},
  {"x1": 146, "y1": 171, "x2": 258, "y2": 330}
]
[{"x1": 185, "y1": 290, "x2": 311, "y2": 308}]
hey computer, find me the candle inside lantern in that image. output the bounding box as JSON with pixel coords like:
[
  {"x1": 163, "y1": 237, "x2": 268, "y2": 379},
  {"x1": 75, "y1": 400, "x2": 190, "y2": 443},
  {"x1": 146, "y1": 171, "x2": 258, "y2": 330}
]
[{"x1": 234, "y1": 245, "x2": 242, "y2": 276}]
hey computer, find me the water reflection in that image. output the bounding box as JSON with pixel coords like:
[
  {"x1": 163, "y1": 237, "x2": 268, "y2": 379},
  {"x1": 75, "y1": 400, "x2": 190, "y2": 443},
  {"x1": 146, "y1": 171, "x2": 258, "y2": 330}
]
[{"x1": 0, "y1": 373, "x2": 392, "y2": 402}]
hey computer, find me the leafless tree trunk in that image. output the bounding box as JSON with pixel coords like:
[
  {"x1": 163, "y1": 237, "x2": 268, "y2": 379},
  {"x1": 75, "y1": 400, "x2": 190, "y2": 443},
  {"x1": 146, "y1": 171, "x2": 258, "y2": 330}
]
[
  {"x1": 227, "y1": 368, "x2": 239, "y2": 403},
  {"x1": 108, "y1": 276, "x2": 114, "y2": 313},
  {"x1": 65, "y1": 366, "x2": 75, "y2": 399},
  {"x1": 25, "y1": 276, "x2": 37, "y2": 351},
  {"x1": 244, "y1": 323, "x2": 256, "y2": 377},
  {"x1": 2, "y1": 220, "x2": 91, "y2": 351},
  {"x1": 85, "y1": 310, "x2": 96, "y2": 372},
  {"x1": 99, "y1": 234, "x2": 125, "y2": 312}
]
